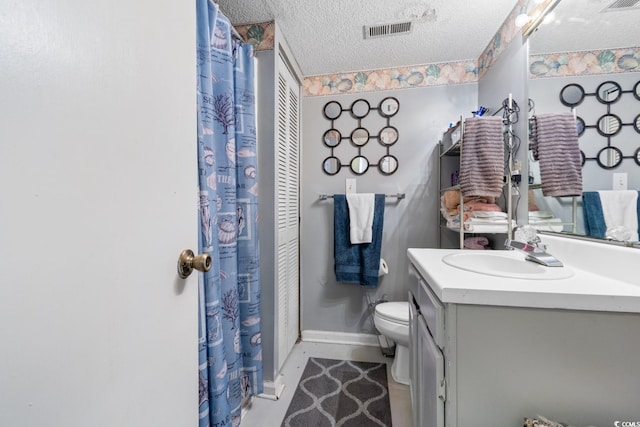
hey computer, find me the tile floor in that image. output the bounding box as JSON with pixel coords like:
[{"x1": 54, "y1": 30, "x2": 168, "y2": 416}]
[{"x1": 241, "y1": 341, "x2": 411, "y2": 427}]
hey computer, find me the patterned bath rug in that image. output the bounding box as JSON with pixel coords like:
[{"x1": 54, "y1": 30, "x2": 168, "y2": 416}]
[{"x1": 280, "y1": 357, "x2": 392, "y2": 427}]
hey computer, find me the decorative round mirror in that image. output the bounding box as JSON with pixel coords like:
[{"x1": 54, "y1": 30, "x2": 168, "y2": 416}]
[
  {"x1": 323, "y1": 101, "x2": 342, "y2": 120},
  {"x1": 634, "y1": 114, "x2": 640, "y2": 134},
  {"x1": 634, "y1": 81, "x2": 640, "y2": 101},
  {"x1": 322, "y1": 156, "x2": 341, "y2": 175},
  {"x1": 576, "y1": 116, "x2": 585, "y2": 136},
  {"x1": 350, "y1": 99, "x2": 370, "y2": 118},
  {"x1": 379, "y1": 97, "x2": 400, "y2": 117},
  {"x1": 379, "y1": 126, "x2": 399, "y2": 146},
  {"x1": 323, "y1": 129, "x2": 341, "y2": 147},
  {"x1": 596, "y1": 146, "x2": 623, "y2": 169},
  {"x1": 350, "y1": 128, "x2": 369, "y2": 146},
  {"x1": 596, "y1": 81, "x2": 622, "y2": 104},
  {"x1": 596, "y1": 113, "x2": 622, "y2": 137},
  {"x1": 350, "y1": 156, "x2": 369, "y2": 175},
  {"x1": 580, "y1": 150, "x2": 586, "y2": 167},
  {"x1": 379, "y1": 155, "x2": 398, "y2": 175},
  {"x1": 634, "y1": 147, "x2": 640, "y2": 167},
  {"x1": 559, "y1": 84, "x2": 585, "y2": 107}
]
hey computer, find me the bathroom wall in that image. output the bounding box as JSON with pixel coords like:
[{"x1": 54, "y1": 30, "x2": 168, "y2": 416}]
[
  {"x1": 529, "y1": 72, "x2": 640, "y2": 233},
  {"x1": 300, "y1": 85, "x2": 477, "y2": 335}
]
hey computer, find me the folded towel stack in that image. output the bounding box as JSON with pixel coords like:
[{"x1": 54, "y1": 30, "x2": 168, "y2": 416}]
[
  {"x1": 528, "y1": 211, "x2": 564, "y2": 232},
  {"x1": 459, "y1": 116, "x2": 504, "y2": 198},
  {"x1": 440, "y1": 189, "x2": 499, "y2": 222},
  {"x1": 530, "y1": 113, "x2": 582, "y2": 197},
  {"x1": 464, "y1": 236, "x2": 490, "y2": 250}
]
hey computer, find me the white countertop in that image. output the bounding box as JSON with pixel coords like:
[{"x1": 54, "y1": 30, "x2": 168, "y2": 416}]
[{"x1": 407, "y1": 247, "x2": 640, "y2": 313}]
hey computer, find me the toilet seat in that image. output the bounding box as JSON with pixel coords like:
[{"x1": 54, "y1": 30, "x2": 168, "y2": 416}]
[{"x1": 375, "y1": 302, "x2": 409, "y2": 324}]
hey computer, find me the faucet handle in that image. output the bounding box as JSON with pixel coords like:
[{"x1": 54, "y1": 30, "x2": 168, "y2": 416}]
[{"x1": 514, "y1": 225, "x2": 539, "y2": 244}]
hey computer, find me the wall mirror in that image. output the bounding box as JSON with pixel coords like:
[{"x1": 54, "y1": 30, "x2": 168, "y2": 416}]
[
  {"x1": 596, "y1": 81, "x2": 622, "y2": 104},
  {"x1": 322, "y1": 157, "x2": 341, "y2": 175},
  {"x1": 528, "y1": 0, "x2": 640, "y2": 246},
  {"x1": 379, "y1": 126, "x2": 399, "y2": 145},
  {"x1": 350, "y1": 99, "x2": 370, "y2": 118},
  {"x1": 350, "y1": 127, "x2": 369, "y2": 146},
  {"x1": 323, "y1": 129, "x2": 341, "y2": 147},
  {"x1": 350, "y1": 156, "x2": 369, "y2": 175},
  {"x1": 379, "y1": 155, "x2": 398, "y2": 175},
  {"x1": 323, "y1": 101, "x2": 342, "y2": 120},
  {"x1": 559, "y1": 83, "x2": 585, "y2": 107},
  {"x1": 379, "y1": 97, "x2": 399, "y2": 117}
]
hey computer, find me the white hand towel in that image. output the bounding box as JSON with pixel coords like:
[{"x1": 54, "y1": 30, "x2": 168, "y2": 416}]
[
  {"x1": 346, "y1": 193, "x2": 375, "y2": 244},
  {"x1": 598, "y1": 190, "x2": 638, "y2": 241}
]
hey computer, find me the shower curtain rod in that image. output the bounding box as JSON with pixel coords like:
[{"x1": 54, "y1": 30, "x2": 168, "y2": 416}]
[{"x1": 318, "y1": 193, "x2": 405, "y2": 200}]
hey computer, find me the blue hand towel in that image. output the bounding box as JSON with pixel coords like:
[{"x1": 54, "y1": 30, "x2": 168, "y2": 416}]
[
  {"x1": 334, "y1": 194, "x2": 385, "y2": 287},
  {"x1": 582, "y1": 192, "x2": 606, "y2": 238}
]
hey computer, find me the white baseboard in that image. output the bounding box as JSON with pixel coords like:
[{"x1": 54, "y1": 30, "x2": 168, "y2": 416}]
[
  {"x1": 301, "y1": 330, "x2": 380, "y2": 347},
  {"x1": 257, "y1": 374, "x2": 285, "y2": 401}
]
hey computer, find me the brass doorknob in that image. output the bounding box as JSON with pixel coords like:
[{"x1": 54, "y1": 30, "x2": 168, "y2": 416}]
[{"x1": 177, "y1": 249, "x2": 212, "y2": 278}]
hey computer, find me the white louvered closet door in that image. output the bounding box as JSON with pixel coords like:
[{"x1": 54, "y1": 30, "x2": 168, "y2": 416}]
[{"x1": 276, "y1": 53, "x2": 300, "y2": 371}]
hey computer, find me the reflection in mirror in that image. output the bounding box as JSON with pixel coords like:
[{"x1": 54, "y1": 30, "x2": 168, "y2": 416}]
[
  {"x1": 322, "y1": 157, "x2": 341, "y2": 175},
  {"x1": 350, "y1": 128, "x2": 369, "y2": 146},
  {"x1": 596, "y1": 81, "x2": 622, "y2": 104},
  {"x1": 323, "y1": 129, "x2": 341, "y2": 147},
  {"x1": 596, "y1": 114, "x2": 622, "y2": 137},
  {"x1": 635, "y1": 81, "x2": 640, "y2": 101},
  {"x1": 559, "y1": 84, "x2": 585, "y2": 107},
  {"x1": 596, "y1": 146, "x2": 622, "y2": 169},
  {"x1": 576, "y1": 116, "x2": 585, "y2": 136},
  {"x1": 351, "y1": 99, "x2": 370, "y2": 118},
  {"x1": 379, "y1": 97, "x2": 400, "y2": 117},
  {"x1": 379, "y1": 126, "x2": 399, "y2": 145},
  {"x1": 379, "y1": 155, "x2": 398, "y2": 175},
  {"x1": 634, "y1": 114, "x2": 640, "y2": 134},
  {"x1": 350, "y1": 156, "x2": 369, "y2": 175},
  {"x1": 323, "y1": 101, "x2": 342, "y2": 120}
]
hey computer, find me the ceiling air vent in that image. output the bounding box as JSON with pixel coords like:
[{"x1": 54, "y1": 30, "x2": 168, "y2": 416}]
[
  {"x1": 601, "y1": 0, "x2": 640, "y2": 12},
  {"x1": 363, "y1": 21, "x2": 412, "y2": 39}
]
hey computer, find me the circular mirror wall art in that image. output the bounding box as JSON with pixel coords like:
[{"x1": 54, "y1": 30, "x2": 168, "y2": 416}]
[
  {"x1": 323, "y1": 101, "x2": 342, "y2": 120},
  {"x1": 596, "y1": 113, "x2": 622, "y2": 137},
  {"x1": 350, "y1": 99, "x2": 370, "y2": 118},
  {"x1": 379, "y1": 97, "x2": 400, "y2": 117},
  {"x1": 560, "y1": 83, "x2": 585, "y2": 107},
  {"x1": 350, "y1": 156, "x2": 369, "y2": 175},
  {"x1": 580, "y1": 150, "x2": 586, "y2": 167},
  {"x1": 576, "y1": 116, "x2": 586, "y2": 136},
  {"x1": 596, "y1": 146, "x2": 623, "y2": 169},
  {"x1": 379, "y1": 155, "x2": 398, "y2": 175},
  {"x1": 635, "y1": 148, "x2": 640, "y2": 167},
  {"x1": 323, "y1": 129, "x2": 341, "y2": 147},
  {"x1": 379, "y1": 126, "x2": 399, "y2": 146},
  {"x1": 350, "y1": 127, "x2": 369, "y2": 146},
  {"x1": 596, "y1": 81, "x2": 622, "y2": 104},
  {"x1": 634, "y1": 114, "x2": 640, "y2": 134},
  {"x1": 634, "y1": 81, "x2": 640, "y2": 101},
  {"x1": 322, "y1": 156, "x2": 341, "y2": 175}
]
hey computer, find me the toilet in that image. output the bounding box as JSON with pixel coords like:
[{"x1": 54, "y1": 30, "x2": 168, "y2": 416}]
[{"x1": 373, "y1": 301, "x2": 410, "y2": 385}]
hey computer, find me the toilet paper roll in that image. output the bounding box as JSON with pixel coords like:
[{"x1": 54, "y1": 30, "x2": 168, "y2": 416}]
[{"x1": 378, "y1": 258, "x2": 389, "y2": 276}]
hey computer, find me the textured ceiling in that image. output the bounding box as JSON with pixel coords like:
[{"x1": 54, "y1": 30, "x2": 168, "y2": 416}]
[
  {"x1": 215, "y1": 0, "x2": 520, "y2": 76},
  {"x1": 529, "y1": 0, "x2": 640, "y2": 54}
]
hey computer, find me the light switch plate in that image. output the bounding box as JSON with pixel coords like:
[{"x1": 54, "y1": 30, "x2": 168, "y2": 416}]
[
  {"x1": 613, "y1": 173, "x2": 627, "y2": 190},
  {"x1": 346, "y1": 179, "x2": 356, "y2": 194}
]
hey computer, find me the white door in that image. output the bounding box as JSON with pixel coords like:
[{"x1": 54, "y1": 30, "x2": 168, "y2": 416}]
[
  {"x1": 275, "y1": 52, "x2": 300, "y2": 371},
  {"x1": 0, "y1": 1, "x2": 198, "y2": 426}
]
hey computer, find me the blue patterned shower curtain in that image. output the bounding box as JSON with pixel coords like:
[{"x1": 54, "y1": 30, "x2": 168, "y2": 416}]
[{"x1": 196, "y1": 1, "x2": 262, "y2": 426}]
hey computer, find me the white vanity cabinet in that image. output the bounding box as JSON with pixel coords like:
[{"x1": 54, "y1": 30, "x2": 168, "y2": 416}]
[
  {"x1": 409, "y1": 265, "x2": 445, "y2": 427},
  {"x1": 407, "y1": 252, "x2": 640, "y2": 427}
]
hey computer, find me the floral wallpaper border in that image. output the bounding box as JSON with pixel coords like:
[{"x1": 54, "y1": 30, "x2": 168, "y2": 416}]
[
  {"x1": 302, "y1": 60, "x2": 478, "y2": 97},
  {"x1": 477, "y1": 0, "x2": 529, "y2": 79},
  {"x1": 234, "y1": 21, "x2": 275, "y2": 51},
  {"x1": 529, "y1": 47, "x2": 640, "y2": 78}
]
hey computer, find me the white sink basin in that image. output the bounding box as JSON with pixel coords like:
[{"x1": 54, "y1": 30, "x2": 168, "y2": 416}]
[{"x1": 442, "y1": 252, "x2": 574, "y2": 280}]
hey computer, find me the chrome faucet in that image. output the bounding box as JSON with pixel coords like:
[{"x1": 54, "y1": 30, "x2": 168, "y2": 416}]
[{"x1": 504, "y1": 226, "x2": 564, "y2": 267}]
